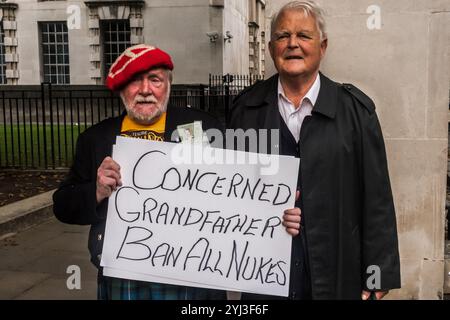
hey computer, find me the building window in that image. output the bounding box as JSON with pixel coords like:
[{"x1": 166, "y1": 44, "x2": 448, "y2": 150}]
[
  {"x1": 0, "y1": 22, "x2": 6, "y2": 84},
  {"x1": 40, "y1": 22, "x2": 70, "y2": 84},
  {"x1": 101, "y1": 20, "x2": 130, "y2": 79}
]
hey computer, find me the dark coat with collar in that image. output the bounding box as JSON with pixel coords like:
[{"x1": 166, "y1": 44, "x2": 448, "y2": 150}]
[
  {"x1": 228, "y1": 73, "x2": 401, "y2": 299},
  {"x1": 53, "y1": 105, "x2": 223, "y2": 269}
]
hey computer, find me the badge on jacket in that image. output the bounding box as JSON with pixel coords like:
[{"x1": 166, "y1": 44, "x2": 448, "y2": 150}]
[{"x1": 177, "y1": 121, "x2": 208, "y2": 145}]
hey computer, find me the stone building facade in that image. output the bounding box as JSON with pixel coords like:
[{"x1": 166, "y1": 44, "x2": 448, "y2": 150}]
[{"x1": 0, "y1": 0, "x2": 266, "y2": 85}]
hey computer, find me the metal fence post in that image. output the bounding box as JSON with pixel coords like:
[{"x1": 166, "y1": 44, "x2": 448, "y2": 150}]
[
  {"x1": 222, "y1": 73, "x2": 234, "y2": 125},
  {"x1": 200, "y1": 84, "x2": 205, "y2": 111},
  {"x1": 41, "y1": 83, "x2": 48, "y2": 169},
  {"x1": 224, "y1": 84, "x2": 230, "y2": 125},
  {"x1": 48, "y1": 83, "x2": 56, "y2": 169}
]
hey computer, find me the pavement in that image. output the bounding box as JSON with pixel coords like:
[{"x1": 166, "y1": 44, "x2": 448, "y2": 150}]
[{"x1": 0, "y1": 190, "x2": 97, "y2": 300}]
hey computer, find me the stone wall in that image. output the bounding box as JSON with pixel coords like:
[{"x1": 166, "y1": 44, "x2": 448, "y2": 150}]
[{"x1": 266, "y1": 0, "x2": 450, "y2": 299}]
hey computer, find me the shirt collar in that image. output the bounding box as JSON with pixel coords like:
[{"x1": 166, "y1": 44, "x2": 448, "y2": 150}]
[{"x1": 277, "y1": 73, "x2": 321, "y2": 107}]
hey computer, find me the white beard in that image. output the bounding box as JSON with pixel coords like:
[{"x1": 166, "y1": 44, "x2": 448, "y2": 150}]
[{"x1": 121, "y1": 85, "x2": 171, "y2": 125}]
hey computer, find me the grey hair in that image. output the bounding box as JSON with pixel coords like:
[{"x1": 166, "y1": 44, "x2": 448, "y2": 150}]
[
  {"x1": 165, "y1": 69, "x2": 173, "y2": 84},
  {"x1": 270, "y1": 1, "x2": 327, "y2": 41}
]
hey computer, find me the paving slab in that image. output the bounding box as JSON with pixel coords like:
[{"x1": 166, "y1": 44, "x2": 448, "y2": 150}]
[
  {"x1": 0, "y1": 216, "x2": 97, "y2": 300},
  {"x1": 0, "y1": 270, "x2": 51, "y2": 299},
  {"x1": 15, "y1": 277, "x2": 97, "y2": 300}
]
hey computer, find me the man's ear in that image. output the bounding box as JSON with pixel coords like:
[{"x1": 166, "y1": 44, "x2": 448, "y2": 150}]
[
  {"x1": 320, "y1": 38, "x2": 328, "y2": 57},
  {"x1": 269, "y1": 41, "x2": 275, "y2": 60}
]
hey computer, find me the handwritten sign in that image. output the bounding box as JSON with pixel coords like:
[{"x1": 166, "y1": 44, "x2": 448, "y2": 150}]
[{"x1": 101, "y1": 136, "x2": 299, "y2": 297}]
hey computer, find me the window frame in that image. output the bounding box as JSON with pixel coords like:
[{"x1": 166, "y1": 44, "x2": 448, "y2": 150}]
[
  {"x1": 100, "y1": 19, "x2": 131, "y2": 80},
  {"x1": 39, "y1": 21, "x2": 70, "y2": 84}
]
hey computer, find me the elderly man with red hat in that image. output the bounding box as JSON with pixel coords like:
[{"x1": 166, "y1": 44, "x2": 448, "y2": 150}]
[{"x1": 53, "y1": 44, "x2": 226, "y2": 300}]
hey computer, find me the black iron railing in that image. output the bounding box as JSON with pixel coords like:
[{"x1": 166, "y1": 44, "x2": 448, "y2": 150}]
[
  {"x1": 0, "y1": 74, "x2": 262, "y2": 169},
  {"x1": 0, "y1": 84, "x2": 123, "y2": 169}
]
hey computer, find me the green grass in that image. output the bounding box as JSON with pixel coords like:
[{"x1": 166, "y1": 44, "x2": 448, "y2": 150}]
[{"x1": 0, "y1": 124, "x2": 87, "y2": 168}]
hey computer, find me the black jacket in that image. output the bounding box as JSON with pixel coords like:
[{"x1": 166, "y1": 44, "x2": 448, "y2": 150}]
[
  {"x1": 53, "y1": 105, "x2": 224, "y2": 269},
  {"x1": 228, "y1": 73, "x2": 401, "y2": 299}
]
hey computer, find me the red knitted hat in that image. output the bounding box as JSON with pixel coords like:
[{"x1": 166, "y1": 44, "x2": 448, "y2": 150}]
[{"x1": 105, "y1": 44, "x2": 174, "y2": 91}]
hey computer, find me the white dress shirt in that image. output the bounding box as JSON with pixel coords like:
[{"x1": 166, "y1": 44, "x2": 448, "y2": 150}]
[{"x1": 277, "y1": 74, "x2": 321, "y2": 142}]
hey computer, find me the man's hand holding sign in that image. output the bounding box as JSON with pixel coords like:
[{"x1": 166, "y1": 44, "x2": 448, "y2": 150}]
[{"x1": 96, "y1": 157, "x2": 122, "y2": 204}]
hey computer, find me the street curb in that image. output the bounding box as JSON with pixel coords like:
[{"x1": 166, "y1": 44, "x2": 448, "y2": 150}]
[{"x1": 0, "y1": 190, "x2": 55, "y2": 236}]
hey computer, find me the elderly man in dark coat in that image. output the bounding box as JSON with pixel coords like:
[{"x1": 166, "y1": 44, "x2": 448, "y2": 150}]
[
  {"x1": 53, "y1": 44, "x2": 225, "y2": 300},
  {"x1": 229, "y1": 1, "x2": 401, "y2": 300}
]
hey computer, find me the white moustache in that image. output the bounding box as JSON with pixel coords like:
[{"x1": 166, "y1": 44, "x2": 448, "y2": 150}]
[{"x1": 134, "y1": 96, "x2": 158, "y2": 104}]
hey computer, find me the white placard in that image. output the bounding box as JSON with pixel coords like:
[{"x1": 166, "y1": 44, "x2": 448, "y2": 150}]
[{"x1": 101, "y1": 136, "x2": 299, "y2": 297}]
